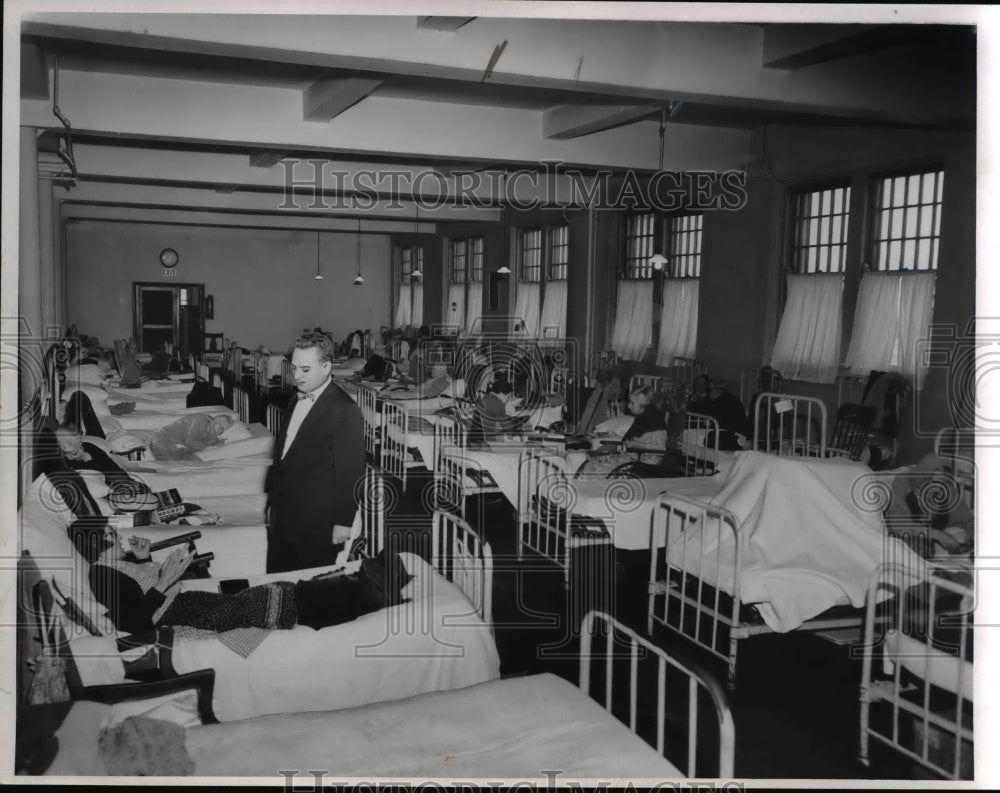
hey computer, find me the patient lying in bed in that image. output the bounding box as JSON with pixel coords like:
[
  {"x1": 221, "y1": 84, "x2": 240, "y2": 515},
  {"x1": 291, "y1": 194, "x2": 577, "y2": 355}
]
[
  {"x1": 149, "y1": 414, "x2": 234, "y2": 461},
  {"x1": 71, "y1": 522, "x2": 412, "y2": 636}
]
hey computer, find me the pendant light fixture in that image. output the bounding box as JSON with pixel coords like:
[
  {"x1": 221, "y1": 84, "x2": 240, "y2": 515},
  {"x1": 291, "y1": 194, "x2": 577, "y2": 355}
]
[
  {"x1": 353, "y1": 218, "x2": 364, "y2": 286},
  {"x1": 410, "y1": 202, "x2": 423, "y2": 280},
  {"x1": 649, "y1": 109, "x2": 669, "y2": 272},
  {"x1": 497, "y1": 174, "x2": 511, "y2": 275},
  {"x1": 314, "y1": 231, "x2": 324, "y2": 280}
]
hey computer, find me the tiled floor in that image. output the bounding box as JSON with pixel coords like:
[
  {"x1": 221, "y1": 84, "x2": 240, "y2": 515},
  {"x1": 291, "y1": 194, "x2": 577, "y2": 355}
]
[{"x1": 385, "y1": 469, "x2": 937, "y2": 781}]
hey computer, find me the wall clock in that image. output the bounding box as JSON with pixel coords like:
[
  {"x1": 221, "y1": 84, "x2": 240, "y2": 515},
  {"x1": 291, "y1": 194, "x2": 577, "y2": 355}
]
[{"x1": 159, "y1": 248, "x2": 179, "y2": 268}]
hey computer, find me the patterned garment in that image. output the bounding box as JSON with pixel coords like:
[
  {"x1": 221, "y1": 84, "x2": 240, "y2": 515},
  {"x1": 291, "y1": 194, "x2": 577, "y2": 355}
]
[{"x1": 158, "y1": 581, "x2": 298, "y2": 633}]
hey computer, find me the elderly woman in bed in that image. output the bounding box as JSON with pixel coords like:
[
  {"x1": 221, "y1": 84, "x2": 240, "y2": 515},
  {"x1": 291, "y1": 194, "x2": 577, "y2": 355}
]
[
  {"x1": 149, "y1": 413, "x2": 235, "y2": 461},
  {"x1": 70, "y1": 522, "x2": 413, "y2": 636}
]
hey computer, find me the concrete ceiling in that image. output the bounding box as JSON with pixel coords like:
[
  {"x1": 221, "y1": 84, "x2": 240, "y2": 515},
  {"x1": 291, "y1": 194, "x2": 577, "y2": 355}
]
[{"x1": 17, "y1": 13, "x2": 977, "y2": 228}]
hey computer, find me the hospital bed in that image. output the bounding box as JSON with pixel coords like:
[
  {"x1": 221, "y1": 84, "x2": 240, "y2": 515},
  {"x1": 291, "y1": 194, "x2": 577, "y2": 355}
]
[
  {"x1": 858, "y1": 562, "x2": 973, "y2": 779},
  {"x1": 19, "y1": 470, "x2": 500, "y2": 722},
  {"x1": 41, "y1": 611, "x2": 734, "y2": 779},
  {"x1": 646, "y1": 452, "x2": 927, "y2": 690}
]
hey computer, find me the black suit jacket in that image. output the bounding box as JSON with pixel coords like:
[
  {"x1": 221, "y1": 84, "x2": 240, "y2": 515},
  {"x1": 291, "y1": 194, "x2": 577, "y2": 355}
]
[{"x1": 266, "y1": 379, "x2": 365, "y2": 542}]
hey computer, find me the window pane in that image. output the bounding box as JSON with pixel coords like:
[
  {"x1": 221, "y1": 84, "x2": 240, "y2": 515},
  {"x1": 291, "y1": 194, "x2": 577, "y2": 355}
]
[
  {"x1": 872, "y1": 170, "x2": 944, "y2": 272},
  {"x1": 791, "y1": 185, "x2": 850, "y2": 274}
]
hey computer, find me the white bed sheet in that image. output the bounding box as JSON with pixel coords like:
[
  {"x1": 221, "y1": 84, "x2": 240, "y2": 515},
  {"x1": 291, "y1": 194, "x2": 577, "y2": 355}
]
[
  {"x1": 121, "y1": 456, "x2": 270, "y2": 497},
  {"x1": 47, "y1": 673, "x2": 677, "y2": 779},
  {"x1": 168, "y1": 552, "x2": 500, "y2": 721},
  {"x1": 101, "y1": 405, "x2": 239, "y2": 432},
  {"x1": 670, "y1": 451, "x2": 927, "y2": 633}
]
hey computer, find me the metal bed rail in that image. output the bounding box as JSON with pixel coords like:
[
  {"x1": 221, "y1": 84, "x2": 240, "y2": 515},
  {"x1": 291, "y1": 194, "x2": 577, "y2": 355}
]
[
  {"x1": 858, "y1": 562, "x2": 973, "y2": 779},
  {"x1": 581, "y1": 610, "x2": 736, "y2": 778},
  {"x1": 752, "y1": 392, "x2": 828, "y2": 458}
]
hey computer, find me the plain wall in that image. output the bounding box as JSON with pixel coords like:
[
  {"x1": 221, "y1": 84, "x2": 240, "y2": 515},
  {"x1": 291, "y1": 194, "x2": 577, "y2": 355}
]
[{"x1": 64, "y1": 221, "x2": 391, "y2": 351}]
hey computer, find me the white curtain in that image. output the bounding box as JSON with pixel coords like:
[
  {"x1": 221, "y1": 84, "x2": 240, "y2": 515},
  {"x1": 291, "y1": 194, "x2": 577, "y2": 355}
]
[
  {"x1": 655, "y1": 280, "x2": 699, "y2": 366},
  {"x1": 769, "y1": 274, "x2": 843, "y2": 383},
  {"x1": 447, "y1": 283, "x2": 466, "y2": 331},
  {"x1": 394, "y1": 283, "x2": 412, "y2": 329},
  {"x1": 539, "y1": 280, "x2": 568, "y2": 339},
  {"x1": 411, "y1": 283, "x2": 424, "y2": 328},
  {"x1": 845, "y1": 272, "x2": 936, "y2": 389},
  {"x1": 466, "y1": 282, "x2": 483, "y2": 334},
  {"x1": 610, "y1": 280, "x2": 654, "y2": 361},
  {"x1": 514, "y1": 282, "x2": 541, "y2": 336}
]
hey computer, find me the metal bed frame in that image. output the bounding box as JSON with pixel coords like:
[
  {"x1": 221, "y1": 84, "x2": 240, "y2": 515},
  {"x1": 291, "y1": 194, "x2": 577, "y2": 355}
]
[
  {"x1": 379, "y1": 399, "x2": 425, "y2": 493},
  {"x1": 647, "y1": 491, "x2": 871, "y2": 690},
  {"x1": 739, "y1": 367, "x2": 783, "y2": 412},
  {"x1": 858, "y1": 562, "x2": 973, "y2": 779},
  {"x1": 434, "y1": 416, "x2": 501, "y2": 519},
  {"x1": 683, "y1": 411, "x2": 721, "y2": 477},
  {"x1": 517, "y1": 447, "x2": 613, "y2": 589},
  {"x1": 581, "y1": 610, "x2": 736, "y2": 778},
  {"x1": 231, "y1": 382, "x2": 251, "y2": 424},
  {"x1": 356, "y1": 383, "x2": 382, "y2": 458},
  {"x1": 752, "y1": 392, "x2": 828, "y2": 458}
]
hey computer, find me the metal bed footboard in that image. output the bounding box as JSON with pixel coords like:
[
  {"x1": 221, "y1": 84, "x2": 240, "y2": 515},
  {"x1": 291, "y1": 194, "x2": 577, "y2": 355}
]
[
  {"x1": 231, "y1": 382, "x2": 251, "y2": 424},
  {"x1": 858, "y1": 562, "x2": 973, "y2": 779},
  {"x1": 684, "y1": 411, "x2": 720, "y2": 477},
  {"x1": 432, "y1": 509, "x2": 494, "y2": 631},
  {"x1": 379, "y1": 399, "x2": 423, "y2": 493},
  {"x1": 517, "y1": 448, "x2": 611, "y2": 589},
  {"x1": 357, "y1": 383, "x2": 381, "y2": 458},
  {"x1": 580, "y1": 610, "x2": 736, "y2": 778}
]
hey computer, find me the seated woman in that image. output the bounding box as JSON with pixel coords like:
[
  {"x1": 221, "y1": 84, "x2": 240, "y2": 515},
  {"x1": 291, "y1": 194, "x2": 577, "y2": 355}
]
[
  {"x1": 691, "y1": 377, "x2": 750, "y2": 451},
  {"x1": 149, "y1": 413, "x2": 234, "y2": 461},
  {"x1": 467, "y1": 379, "x2": 522, "y2": 446},
  {"x1": 621, "y1": 386, "x2": 669, "y2": 461},
  {"x1": 70, "y1": 522, "x2": 413, "y2": 635},
  {"x1": 55, "y1": 422, "x2": 157, "y2": 509}
]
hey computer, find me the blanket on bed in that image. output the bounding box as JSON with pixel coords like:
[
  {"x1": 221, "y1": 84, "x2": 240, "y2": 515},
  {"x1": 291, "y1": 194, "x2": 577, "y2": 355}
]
[{"x1": 671, "y1": 451, "x2": 925, "y2": 632}]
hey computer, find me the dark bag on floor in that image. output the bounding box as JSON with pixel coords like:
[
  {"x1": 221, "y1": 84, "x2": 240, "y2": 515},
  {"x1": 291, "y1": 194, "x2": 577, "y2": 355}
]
[{"x1": 185, "y1": 378, "x2": 225, "y2": 409}]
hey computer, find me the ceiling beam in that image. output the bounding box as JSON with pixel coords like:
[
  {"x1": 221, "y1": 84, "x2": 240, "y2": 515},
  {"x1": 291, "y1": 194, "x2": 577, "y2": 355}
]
[
  {"x1": 761, "y1": 24, "x2": 902, "y2": 69},
  {"x1": 543, "y1": 104, "x2": 661, "y2": 140},
  {"x1": 303, "y1": 75, "x2": 382, "y2": 122},
  {"x1": 249, "y1": 151, "x2": 290, "y2": 168},
  {"x1": 416, "y1": 17, "x2": 475, "y2": 33},
  {"x1": 21, "y1": 38, "x2": 49, "y2": 100}
]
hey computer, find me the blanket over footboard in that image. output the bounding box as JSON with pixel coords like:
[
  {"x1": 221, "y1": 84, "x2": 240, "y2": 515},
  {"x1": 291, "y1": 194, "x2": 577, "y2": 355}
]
[{"x1": 672, "y1": 451, "x2": 925, "y2": 632}]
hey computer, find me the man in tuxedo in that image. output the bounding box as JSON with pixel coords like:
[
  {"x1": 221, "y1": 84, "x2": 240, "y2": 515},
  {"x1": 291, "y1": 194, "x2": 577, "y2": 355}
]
[{"x1": 266, "y1": 331, "x2": 365, "y2": 573}]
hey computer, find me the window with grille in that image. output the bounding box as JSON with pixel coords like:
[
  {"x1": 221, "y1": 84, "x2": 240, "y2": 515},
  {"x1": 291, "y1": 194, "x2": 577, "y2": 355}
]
[
  {"x1": 520, "y1": 228, "x2": 543, "y2": 282},
  {"x1": 470, "y1": 236, "x2": 484, "y2": 283},
  {"x1": 399, "y1": 247, "x2": 413, "y2": 282},
  {"x1": 870, "y1": 170, "x2": 944, "y2": 271},
  {"x1": 450, "y1": 239, "x2": 467, "y2": 284},
  {"x1": 668, "y1": 214, "x2": 703, "y2": 278},
  {"x1": 414, "y1": 245, "x2": 424, "y2": 276},
  {"x1": 549, "y1": 224, "x2": 569, "y2": 281},
  {"x1": 791, "y1": 186, "x2": 851, "y2": 274},
  {"x1": 624, "y1": 213, "x2": 658, "y2": 279}
]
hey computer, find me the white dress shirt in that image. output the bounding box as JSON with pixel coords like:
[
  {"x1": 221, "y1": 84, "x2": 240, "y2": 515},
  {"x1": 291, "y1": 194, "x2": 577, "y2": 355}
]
[{"x1": 281, "y1": 376, "x2": 332, "y2": 459}]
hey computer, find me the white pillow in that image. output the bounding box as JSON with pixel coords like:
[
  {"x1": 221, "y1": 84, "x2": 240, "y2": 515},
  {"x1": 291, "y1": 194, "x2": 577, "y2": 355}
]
[
  {"x1": 82, "y1": 435, "x2": 112, "y2": 455},
  {"x1": 594, "y1": 416, "x2": 634, "y2": 438},
  {"x1": 101, "y1": 416, "x2": 124, "y2": 435},
  {"x1": 64, "y1": 364, "x2": 106, "y2": 387},
  {"x1": 108, "y1": 433, "x2": 148, "y2": 454},
  {"x1": 219, "y1": 421, "x2": 253, "y2": 443},
  {"x1": 64, "y1": 384, "x2": 108, "y2": 403},
  {"x1": 442, "y1": 378, "x2": 465, "y2": 399},
  {"x1": 100, "y1": 689, "x2": 202, "y2": 730},
  {"x1": 682, "y1": 427, "x2": 709, "y2": 448}
]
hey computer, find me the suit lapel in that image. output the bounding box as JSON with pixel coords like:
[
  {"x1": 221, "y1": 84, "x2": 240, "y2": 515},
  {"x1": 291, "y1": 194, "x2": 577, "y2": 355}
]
[{"x1": 282, "y1": 380, "x2": 338, "y2": 460}]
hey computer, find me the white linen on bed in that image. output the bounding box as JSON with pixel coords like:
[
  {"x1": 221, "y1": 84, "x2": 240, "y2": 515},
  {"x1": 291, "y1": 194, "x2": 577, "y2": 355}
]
[
  {"x1": 672, "y1": 451, "x2": 926, "y2": 633},
  {"x1": 47, "y1": 673, "x2": 678, "y2": 779},
  {"x1": 169, "y1": 552, "x2": 500, "y2": 721},
  {"x1": 887, "y1": 631, "x2": 972, "y2": 701},
  {"x1": 121, "y1": 456, "x2": 270, "y2": 497},
  {"x1": 195, "y1": 434, "x2": 273, "y2": 461},
  {"x1": 101, "y1": 405, "x2": 238, "y2": 432},
  {"x1": 573, "y1": 475, "x2": 725, "y2": 551}
]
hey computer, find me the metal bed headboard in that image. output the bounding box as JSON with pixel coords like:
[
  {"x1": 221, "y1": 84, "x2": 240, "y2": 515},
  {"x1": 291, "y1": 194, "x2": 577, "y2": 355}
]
[
  {"x1": 432, "y1": 509, "x2": 494, "y2": 632},
  {"x1": 836, "y1": 373, "x2": 867, "y2": 407},
  {"x1": 739, "y1": 367, "x2": 783, "y2": 413},
  {"x1": 666, "y1": 357, "x2": 707, "y2": 388},
  {"x1": 580, "y1": 610, "x2": 736, "y2": 778},
  {"x1": 752, "y1": 392, "x2": 827, "y2": 458},
  {"x1": 684, "y1": 410, "x2": 720, "y2": 477},
  {"x1": 934, "y1": 428, "x2": 975, "y2": 512}
]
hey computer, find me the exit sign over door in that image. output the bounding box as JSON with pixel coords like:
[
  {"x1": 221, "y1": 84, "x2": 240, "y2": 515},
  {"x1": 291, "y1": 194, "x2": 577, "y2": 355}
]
[{"x1": 162, "y1": 268, "x2": 178, "y2": 277}]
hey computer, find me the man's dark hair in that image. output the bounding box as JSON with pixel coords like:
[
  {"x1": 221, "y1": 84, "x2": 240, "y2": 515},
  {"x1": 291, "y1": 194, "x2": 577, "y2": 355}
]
[{"x1": 294, "y1": 331, "x2": 335, "y2": 363}]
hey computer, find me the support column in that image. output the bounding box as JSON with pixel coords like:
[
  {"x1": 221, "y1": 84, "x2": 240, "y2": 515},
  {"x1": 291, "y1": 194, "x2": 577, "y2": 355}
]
[
  {"x1": 38, "y1": 179, "x2": 57, "y2": 335},
  {"x1": 19, "y1": 128, "x2": 44, "y2": 409}
]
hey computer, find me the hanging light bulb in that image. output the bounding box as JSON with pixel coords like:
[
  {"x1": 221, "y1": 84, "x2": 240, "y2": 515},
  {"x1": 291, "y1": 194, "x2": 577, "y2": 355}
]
[
  {"x1": 353, "y1": 218, "x2": 364, "y2": 285},
  {"x1": 648, "y1": 109, "x2": 669, "y2": 271},
  {"x1": 314, "y1": 231, "x2": 324, "y2": 280},
  {"x1": 410, "y1": 202, "x2": 423, "y2": 280}
]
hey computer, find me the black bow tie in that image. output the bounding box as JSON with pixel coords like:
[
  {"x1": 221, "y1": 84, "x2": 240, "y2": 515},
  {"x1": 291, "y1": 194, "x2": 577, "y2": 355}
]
[{"x1": 297, "y1": 391, "x2": 315, "y2": 401}]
